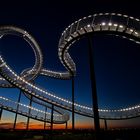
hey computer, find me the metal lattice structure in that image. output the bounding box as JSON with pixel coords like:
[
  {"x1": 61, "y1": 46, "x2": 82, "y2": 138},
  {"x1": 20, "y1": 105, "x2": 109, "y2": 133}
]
[{"x1": 0, "y1": 13, "x2": 140, "y2": 128}]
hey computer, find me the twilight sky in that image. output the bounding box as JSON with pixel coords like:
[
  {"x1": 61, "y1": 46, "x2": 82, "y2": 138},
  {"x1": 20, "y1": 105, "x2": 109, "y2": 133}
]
[{"x1": 0, "y1": 0, "x2": 140, "y2": 129}]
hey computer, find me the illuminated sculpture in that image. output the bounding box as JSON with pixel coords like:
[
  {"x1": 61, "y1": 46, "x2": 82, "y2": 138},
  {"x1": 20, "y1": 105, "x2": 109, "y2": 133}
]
[{"x1": 0, "y1": 13, "x2": 140, "y2": 128}]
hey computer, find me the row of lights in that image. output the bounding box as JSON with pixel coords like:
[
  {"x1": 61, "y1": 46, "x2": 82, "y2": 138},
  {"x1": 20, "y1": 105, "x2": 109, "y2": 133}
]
[
  {"x1": 1, "y1": 22, "x2": 140, "y2": 117},
  {"x1": 0, "y1": 58, "x2": 70, "y2": 121},
  {"x1": 101, "y1": 22, "x2": 139, "y2": 35},
  {"x1": 3, "y1": 60, "x2": 140, "y2": 114},
  {"x1": 61, "y1": 12, "x2": 140, "y2": 37},
  {"x1": 1, "y1": 56, "x2": 140, "y2": 115},
  {"x1": 0, "y1": 60, "x2": 94, "y2": 114},
  {"x1": 0, "y1": 29, "x2": 93, "y2": 116},
  {"x1": 60, "y1": 14, "x2": 140, "y2": 53},
  {"x1": 59, "y1": 19, "x2": 140, "y2": 77},
  {"x1": 0, "y1": 96, "x2": 62, "y2": 117},
  {"x1": 0, "y1": 26, "x2": 43, "y2": 87},
  {"x1": 2, "y1": 64, "x2": 140, "y2": 119}
]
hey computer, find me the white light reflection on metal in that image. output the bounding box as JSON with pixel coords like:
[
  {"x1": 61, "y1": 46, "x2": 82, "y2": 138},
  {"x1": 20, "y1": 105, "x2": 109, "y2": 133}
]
[{"x1": 101, "y1": 22, "x2": 106, "y2": 26}]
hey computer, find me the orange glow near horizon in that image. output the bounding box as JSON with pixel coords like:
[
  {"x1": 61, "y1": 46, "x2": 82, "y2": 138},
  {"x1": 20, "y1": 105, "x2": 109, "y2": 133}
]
[
  {"x1": 0, "y1": 120, "x2": 122, "y2": 130},
  {"x1": 1, "y1": 117, "x2": 140, "y2": 130},
  {"x1": 1, "y1": 121, "x2": 140, "y2": 130},
  {"x1": 0, "y1": 122, "x2": 93, "y2": 130}
]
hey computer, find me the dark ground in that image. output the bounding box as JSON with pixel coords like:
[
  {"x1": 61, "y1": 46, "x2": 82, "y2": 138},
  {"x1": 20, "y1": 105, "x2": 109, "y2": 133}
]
[{"x1": 0, "y1": 128, "x2": 140, "y2": 140}]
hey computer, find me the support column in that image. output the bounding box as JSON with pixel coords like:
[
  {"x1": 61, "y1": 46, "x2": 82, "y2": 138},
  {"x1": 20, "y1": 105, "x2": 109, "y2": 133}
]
[
  {"x1": 13, "y1": 90, "x2": 22, "y2": 130},
  {"x1": 26, "y1": 95, "x2": 33, "y2": 130},
  {"x1": 44, "y1": 106, "x2": 47, "y2": 130},
  {"x1": 87, "y1": 35, "x2": 100, "y2": 140},
  {"x1": 0, "y1": 108, "x2": 3, "y2": 120},
  {"x1": 104, "y1": 119, "x2": 108, "y2": 130},
  {"x1": 71, "y1": 76, "x2": 75, "y2": 132},
  {"x1": 65, "y1": 121, "x2": 68, "y2": 130},
  {"x1": 50, "y1": 104, "x2": 54, "y2": 131}
]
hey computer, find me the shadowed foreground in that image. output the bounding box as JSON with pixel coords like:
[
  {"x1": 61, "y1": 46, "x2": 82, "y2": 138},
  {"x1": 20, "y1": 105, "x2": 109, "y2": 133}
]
[{"x1": 0, "y1": 129, "x2": 140, "y2": 140}]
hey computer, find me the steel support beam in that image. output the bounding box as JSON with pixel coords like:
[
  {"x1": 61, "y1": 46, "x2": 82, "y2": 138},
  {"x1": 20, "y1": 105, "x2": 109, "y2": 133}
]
[
  {"x1": 0, "y1": 108, "x2": 3, "y2": 120},
  {"x1": 104, "y1": 119, "x2": 108, "y2": 130},
  {"x1": 87, "y1": 35, "x2": 100, "y2": 140},
  {"x1": 72, "y1": 76, "x2": 75, "y2": 132},
  {"x1": 26, "y1": 95, "x2": 33, "y2": 130},
  {"x1": 65, "y1": 121, "x2": 68, "y2": 130},
  {"x1": 44, "y1": 106, "x2": 47, "y2": 130},
  {"x1": 13, "y1": 90, "x2": 22, "y2": 130},
  {"x1": 50, "y1": 104, "x2": 54, "y2": 131}
]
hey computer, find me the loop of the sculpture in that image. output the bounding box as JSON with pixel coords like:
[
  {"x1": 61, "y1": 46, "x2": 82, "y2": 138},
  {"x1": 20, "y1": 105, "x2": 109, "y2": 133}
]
[
  {"x1": 0, "y1": 26, "x2": 43, "y2": 84},
  {"x1": 0, "y1": 26, "x2": 69, "y2": 123},
  {"x1": 58, "y1": 13, "x2": 140, "y2": 76},
  {"x1": 0, "y1": 13, "x2": 140, "y2": 120}
]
